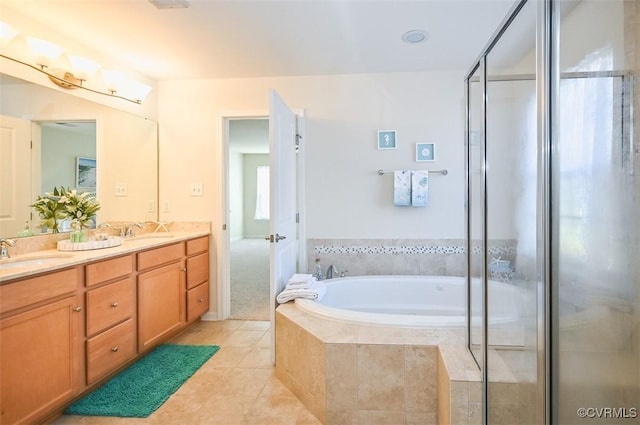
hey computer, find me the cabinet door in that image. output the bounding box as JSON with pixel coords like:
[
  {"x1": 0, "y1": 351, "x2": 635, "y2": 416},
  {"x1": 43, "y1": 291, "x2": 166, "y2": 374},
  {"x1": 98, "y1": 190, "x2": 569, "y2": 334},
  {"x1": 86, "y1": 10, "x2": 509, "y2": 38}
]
[
  {"x1": 137, "y1": 261, "x2": 185, "y2": 352},
  {"x1": 0, "y1": 295, "x2": 83, "y2": 425}
]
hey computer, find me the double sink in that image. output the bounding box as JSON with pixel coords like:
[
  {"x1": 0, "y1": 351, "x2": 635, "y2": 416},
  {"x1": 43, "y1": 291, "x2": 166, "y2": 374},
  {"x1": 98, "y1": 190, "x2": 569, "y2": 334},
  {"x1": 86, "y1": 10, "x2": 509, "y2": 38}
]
[{"x1": 0, "y1": 233, "x2": 176, "y2": 273}]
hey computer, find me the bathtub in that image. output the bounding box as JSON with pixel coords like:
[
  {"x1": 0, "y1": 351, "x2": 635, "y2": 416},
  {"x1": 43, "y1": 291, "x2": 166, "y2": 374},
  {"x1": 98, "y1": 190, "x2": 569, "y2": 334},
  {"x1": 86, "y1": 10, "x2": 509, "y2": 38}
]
[{"x1": 295, "y1": 275, "x2": 523, "y2": 328}]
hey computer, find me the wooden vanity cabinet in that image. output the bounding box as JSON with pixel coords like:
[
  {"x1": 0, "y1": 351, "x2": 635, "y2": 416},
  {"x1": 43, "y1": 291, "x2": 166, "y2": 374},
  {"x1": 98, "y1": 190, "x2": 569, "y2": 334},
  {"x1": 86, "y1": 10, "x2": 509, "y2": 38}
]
[
  {"x1": 137, "y1": 242, "x2": 186, "y2": 352},
  {"x1": 0, "y1": 268, "x2": 84, "y2": 425},
  {"x1": 85, "y1": 255, "x2": 136, "y2": 384},
  {"x1": 186, "y1": 236, "x2": 210, "y2": 322},
  {"x1": 0, "y1": 234, "x2": 210, "y2": 425}
]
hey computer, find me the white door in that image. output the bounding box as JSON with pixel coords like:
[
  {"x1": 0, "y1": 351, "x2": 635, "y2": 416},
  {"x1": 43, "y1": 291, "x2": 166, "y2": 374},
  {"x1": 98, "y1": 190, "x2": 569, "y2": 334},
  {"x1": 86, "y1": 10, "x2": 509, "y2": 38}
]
[
  {"x1": 0, "y1": 115, "x2": 32, "y2": 237},
  {"x1": 268, "y1": 90, "x2": 297, "y2": 361}
]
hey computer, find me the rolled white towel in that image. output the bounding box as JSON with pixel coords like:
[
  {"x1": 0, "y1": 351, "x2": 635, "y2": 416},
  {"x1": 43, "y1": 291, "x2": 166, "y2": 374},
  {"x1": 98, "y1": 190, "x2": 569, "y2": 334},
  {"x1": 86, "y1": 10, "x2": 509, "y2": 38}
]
[
  {"x1": 288, "y1": 273, "x2": 315, "y2": 284},
  {"x1": 276, "y1": 284, "x2": 326, "y2": 304},
  {"x1": 286, "y1": 273, "x2": 317, "y2": 290}
]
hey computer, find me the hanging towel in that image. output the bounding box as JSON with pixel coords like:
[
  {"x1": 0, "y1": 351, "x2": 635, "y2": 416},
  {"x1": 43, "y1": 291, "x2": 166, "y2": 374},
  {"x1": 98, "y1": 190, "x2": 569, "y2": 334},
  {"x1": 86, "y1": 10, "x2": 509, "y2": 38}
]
[
  {"x1": 393, "y1": 170, "x2": 411, "y2": 206},
  {"x1": 411, "y1": 171, "x2": 429, "y2": 207}
]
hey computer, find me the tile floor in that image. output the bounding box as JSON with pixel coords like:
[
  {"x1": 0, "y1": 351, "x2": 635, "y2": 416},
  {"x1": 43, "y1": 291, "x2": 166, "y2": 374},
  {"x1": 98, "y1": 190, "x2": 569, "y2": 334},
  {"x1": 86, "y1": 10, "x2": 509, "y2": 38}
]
[{"x1": 52, "y1": 320, "x2": 322, "y2": 425}]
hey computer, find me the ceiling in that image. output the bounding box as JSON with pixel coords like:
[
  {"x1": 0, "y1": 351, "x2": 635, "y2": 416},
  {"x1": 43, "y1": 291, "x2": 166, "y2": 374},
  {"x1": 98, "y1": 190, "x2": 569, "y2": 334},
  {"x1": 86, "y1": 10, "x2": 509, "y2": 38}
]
[{"x1": 2, "y1": 0, "x2": 515, "y2": 81}]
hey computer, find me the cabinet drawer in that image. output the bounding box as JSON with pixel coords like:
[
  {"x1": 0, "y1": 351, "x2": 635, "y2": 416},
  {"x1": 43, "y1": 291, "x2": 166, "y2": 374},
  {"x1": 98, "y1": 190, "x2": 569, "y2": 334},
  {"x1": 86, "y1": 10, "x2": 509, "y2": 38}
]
[
  {"x1": 187, "y1": 282, "x2": 209, "y2": 322},
  {"x1": 186, "y1": 236, "x2": 209, "y2": 256},
  {"x1": 186, "y1": 252, "x2": 209, "y2": 290},
  {"x1": 86, "y1": 277, "x2": 135, "y2": 336},
  {"x1": 86, "y1": 255, "x2": 133, "y2": 287},
  {"x1": 0, "y1": 268, "x2": 81, "y2": 314},
  {"x1": 137, "y1": 243, "x2": 184, "y2": 271},
  {"x1": 86, "y1": 318, "x2": 136, "y2": 384}
]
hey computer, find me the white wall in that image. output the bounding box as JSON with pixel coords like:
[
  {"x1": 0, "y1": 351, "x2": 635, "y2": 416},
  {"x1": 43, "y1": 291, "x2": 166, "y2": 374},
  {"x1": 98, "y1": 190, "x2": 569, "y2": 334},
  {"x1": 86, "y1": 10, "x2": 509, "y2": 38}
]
[{"x1": 158, "y1": 70, "x2": 467, "y2": 243}]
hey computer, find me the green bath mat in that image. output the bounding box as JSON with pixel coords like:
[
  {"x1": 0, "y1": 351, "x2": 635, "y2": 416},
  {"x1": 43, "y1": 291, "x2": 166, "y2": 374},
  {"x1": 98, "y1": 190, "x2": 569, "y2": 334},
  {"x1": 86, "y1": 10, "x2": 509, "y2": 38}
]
[{"x1": 65, "y1": 344, "x2": 219, "y2": 418}]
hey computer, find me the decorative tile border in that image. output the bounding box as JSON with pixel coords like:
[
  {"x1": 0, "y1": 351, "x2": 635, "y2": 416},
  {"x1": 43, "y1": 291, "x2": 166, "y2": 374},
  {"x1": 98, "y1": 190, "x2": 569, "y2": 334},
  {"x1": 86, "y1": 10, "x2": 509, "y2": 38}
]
[{"x1": 312, "y1": 243, "x2": 516, "y2": 256}]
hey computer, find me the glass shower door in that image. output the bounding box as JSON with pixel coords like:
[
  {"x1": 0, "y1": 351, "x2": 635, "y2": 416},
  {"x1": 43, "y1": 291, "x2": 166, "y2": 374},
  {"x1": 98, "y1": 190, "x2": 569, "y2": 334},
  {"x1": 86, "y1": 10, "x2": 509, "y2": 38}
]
[
  {"x1": 554, "y1": 0, "x2": 640, "y2": 422},
  {"x1": 484, "y1": 1, "x2": 539, "y2": 424}
]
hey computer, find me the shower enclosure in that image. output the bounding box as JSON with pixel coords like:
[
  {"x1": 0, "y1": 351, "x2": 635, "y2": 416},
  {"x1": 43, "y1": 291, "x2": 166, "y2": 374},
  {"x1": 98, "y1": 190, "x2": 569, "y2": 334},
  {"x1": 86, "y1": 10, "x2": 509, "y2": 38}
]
[{"x1": 465, "y1": 0, "x2": 639, "y2": 423}]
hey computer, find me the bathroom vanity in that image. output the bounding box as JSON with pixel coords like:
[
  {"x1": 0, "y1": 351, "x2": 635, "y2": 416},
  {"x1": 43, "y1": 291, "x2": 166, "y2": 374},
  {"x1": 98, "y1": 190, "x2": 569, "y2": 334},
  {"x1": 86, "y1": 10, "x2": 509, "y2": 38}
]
[{"x1": 0, "y1": 233, "x2": 210, "y2": 425}]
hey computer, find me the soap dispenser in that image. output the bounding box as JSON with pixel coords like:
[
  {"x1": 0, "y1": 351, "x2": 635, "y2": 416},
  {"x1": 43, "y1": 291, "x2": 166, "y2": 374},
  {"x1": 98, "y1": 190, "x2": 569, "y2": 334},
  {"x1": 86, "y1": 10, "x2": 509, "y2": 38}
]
[
  {"x1": 17, "y1": 221, "x2": 33, "y2": 237},
  {"x1": 313, "y1": 258, "x2": 323, "y2": 280}
]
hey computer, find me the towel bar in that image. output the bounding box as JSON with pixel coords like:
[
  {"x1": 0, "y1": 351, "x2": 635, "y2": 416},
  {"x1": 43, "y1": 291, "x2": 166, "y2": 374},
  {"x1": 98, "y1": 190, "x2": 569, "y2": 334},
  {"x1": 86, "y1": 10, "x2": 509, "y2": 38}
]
[{"x1": 377, "y1": 169, "x2": 448, "y2": 176}]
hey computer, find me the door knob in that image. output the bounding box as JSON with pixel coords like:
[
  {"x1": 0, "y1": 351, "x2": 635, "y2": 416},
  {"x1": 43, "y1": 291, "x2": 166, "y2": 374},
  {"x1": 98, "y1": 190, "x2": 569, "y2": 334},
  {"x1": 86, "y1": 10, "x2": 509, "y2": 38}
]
[{"x1": 264, "y1": 234, "x2": 287, "y2": 243}]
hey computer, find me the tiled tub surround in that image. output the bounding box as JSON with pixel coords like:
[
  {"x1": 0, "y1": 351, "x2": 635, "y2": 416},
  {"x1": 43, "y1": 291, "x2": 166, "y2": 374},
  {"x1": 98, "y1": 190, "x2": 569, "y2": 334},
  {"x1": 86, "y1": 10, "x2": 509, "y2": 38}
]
[
  {"x1": 276, "y1": 303, "x2": 522, "y2": 425},
  {"x1": 307, "y1": 239, "x2": 517, "y2": 277}
]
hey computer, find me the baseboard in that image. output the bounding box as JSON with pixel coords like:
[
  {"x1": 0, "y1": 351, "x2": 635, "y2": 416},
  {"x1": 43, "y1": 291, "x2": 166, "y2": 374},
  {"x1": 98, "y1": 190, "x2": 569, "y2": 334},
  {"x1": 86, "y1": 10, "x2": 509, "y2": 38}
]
[{"x1": 201, "y1": 312, "x2": 219, "y2": 321}]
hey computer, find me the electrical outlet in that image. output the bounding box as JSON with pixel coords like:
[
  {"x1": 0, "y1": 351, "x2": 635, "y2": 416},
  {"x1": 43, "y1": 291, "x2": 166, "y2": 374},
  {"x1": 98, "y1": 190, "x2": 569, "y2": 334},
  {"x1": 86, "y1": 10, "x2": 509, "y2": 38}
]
[
  {"x1": 190, "y1": 182, "x2": 204, "y2": 197},
  {"x1": 115, "y1": 183, "x2": 128, "y2": 196},
  {"x1": 147, "y1": 200, "x2": 155, "y2": 213},
  {"x1": 162, "y1": 201, "x2": 170, "y2": 212}
]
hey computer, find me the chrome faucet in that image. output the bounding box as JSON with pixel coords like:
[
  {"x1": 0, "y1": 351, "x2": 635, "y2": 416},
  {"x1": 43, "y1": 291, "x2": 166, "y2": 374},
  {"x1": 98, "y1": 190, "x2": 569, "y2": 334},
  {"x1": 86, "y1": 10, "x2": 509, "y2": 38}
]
[
  {"x1": 326, "y1": 265, "x2": 339, "y2": 279},
  {"x1": 0, "y1": 238, "x2": 16, "y2": 259},
  {"x1": 125, "y1": 223, "x2": 143, "y2": 237},
  {"x1": 325, "y1": 265, "x2": 347, "y2": 279}
]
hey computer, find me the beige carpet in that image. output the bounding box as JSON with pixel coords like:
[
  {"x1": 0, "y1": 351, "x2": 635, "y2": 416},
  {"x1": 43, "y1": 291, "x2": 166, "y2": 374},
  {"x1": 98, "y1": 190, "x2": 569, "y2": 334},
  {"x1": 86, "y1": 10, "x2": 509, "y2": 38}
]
[{"x1": 230, "y1": 238, "x2": 270, "y2": 320}]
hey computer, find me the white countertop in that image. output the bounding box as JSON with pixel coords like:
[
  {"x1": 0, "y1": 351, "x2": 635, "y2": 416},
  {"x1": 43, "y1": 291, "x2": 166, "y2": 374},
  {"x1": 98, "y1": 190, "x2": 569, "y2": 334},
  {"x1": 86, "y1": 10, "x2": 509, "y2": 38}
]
[{"x1": 0, "y1": 231, "x2": 210, "y2": 283}]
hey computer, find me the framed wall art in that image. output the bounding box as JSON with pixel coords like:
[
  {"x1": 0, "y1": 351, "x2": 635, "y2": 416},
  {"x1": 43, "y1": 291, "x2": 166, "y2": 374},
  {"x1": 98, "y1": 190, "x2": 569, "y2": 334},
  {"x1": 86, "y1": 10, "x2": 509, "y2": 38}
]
[
  {"x1": 76, "y1": 156, "x2": 97, "y2": 188},
  {"x1": 416, "y1": 143, "x2": 435, "y2": 162},
  {"x1": 377, "y1": 130, "x2": 397, "y2": 149}
]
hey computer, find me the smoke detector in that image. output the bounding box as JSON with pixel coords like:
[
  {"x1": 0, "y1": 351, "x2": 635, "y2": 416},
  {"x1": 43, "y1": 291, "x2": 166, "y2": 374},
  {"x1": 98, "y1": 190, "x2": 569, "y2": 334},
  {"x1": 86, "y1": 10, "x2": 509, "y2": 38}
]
[{"x1": 148, "y1": 0, "x2": 190, "y2": 9}]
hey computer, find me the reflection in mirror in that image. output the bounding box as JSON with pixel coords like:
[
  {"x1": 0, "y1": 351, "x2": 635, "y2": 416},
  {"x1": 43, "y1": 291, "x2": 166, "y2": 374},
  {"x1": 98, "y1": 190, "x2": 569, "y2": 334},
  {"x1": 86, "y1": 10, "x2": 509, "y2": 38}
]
[
  {"x1": 0, "y1": 73, "x2": 158, "y2": 239},
  {"x1": 37, "y1": 121, "x2": 97, "y2": 233}
]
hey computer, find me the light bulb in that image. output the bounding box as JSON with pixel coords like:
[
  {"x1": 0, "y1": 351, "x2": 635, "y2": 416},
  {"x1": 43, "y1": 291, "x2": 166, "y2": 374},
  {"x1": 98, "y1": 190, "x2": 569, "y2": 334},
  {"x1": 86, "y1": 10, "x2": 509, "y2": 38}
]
[{"x1": 25, "y1": 36, "x2": 63, "y2": 68}]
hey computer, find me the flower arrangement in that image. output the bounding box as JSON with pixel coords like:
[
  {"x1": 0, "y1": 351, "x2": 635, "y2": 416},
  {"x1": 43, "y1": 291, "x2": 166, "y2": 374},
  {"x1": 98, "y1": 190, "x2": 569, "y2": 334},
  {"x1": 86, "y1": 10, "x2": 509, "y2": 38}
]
[
  {"x1": 64, "y1": 189, "x2": 101, "y2": 228},
  {"x1": 31, "y1": 187, "x2": 100, "y2": 233}
]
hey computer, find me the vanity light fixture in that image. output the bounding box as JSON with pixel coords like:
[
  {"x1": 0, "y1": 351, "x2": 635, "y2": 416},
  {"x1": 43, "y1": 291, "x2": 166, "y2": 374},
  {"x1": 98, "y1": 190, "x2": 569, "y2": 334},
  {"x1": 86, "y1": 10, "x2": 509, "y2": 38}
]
[
  {"x1": 0, "y1": 22, "x2": 152, "y2": 104},
  {"x1": 0, "y1": 21, "x2": 18, "y2": 48},
  {"x1": 25, "y1": 36, "x2": 64, "y2": 67}
]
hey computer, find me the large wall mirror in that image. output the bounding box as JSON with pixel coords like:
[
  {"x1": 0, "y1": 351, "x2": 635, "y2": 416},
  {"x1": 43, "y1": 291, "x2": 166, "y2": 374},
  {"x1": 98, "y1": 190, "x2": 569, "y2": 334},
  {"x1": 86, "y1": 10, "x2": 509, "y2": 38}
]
[{"x1": 0, "y1": 73, "x2": 158, "y2": 239}]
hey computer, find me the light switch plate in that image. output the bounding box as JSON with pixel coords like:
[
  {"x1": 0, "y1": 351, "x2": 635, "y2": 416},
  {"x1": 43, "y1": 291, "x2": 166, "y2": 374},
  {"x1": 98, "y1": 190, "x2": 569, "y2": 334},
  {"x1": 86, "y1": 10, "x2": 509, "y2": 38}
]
[
  {"x1": 115, "y1": 183, "x2": 128, "y2": 196},
  {"x1": 190, "y1": 182, "x2": 204, "y2": 196}
]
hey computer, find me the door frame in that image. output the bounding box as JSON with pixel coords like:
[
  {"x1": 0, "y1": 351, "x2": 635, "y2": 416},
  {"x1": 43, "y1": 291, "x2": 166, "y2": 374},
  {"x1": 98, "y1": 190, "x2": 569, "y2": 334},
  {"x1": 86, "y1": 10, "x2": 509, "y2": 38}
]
[{"x1": 218, "y1": 109, "x2": 306, "y2": 321}]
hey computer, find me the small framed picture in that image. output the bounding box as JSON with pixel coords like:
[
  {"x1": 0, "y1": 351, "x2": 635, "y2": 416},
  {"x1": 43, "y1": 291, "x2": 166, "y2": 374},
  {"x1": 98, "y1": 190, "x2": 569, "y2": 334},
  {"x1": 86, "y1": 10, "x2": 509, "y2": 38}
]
[
  {"x1": 76, "y1": 156, "x2": 97, "y2": 188},
  {"x1": 377, "y1": 130, "x2": 397, "y2": 150},
  {"x1": 416, "y1": 143, "x2": 435, "y2": 162}
]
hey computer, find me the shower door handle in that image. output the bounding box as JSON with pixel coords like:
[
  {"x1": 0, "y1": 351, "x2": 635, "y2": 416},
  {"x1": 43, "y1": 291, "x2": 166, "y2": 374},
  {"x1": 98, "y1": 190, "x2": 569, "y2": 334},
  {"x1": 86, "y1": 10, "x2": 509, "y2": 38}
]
[{"x1": 264, "y1": 233, "x2": 287, "y2": 243}]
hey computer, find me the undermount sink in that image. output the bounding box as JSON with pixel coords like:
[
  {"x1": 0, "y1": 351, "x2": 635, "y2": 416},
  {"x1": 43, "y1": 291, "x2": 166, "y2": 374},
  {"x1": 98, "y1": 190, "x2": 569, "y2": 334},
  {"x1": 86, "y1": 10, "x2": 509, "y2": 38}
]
[{"x1": 0, "y1": 254, "x2": 73, "y2": 271}]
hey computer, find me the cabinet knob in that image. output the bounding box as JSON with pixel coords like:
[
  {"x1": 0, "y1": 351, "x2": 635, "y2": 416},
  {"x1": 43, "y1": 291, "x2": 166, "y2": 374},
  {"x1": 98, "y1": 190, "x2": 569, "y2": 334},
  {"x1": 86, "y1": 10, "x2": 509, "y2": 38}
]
[
  {"x1": 111, "y1": 302, "x2": 119, "y2": 308},
  {"x1": 73, "y1": 306, "x2": 82, "y2": 312},
  {"x1": 182, "y1": 268, "x2": 187, "y2": 272},
  {"x1": 198, "y1": 298, "x2": 204, "y2": 303},
  {"x1": 111, "y1": 346, "x2": 119, "y2": 352}
]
